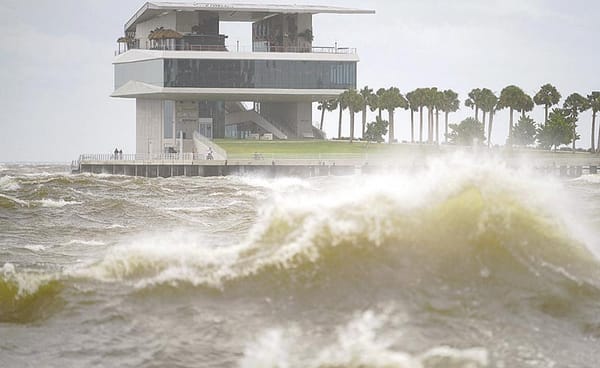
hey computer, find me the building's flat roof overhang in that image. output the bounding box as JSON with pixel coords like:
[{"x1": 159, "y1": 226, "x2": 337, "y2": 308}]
[
  {"x1": 112, "y1": 81, "x2": 346, "y2": 102},
  {"x1": 126, "y1": 1, "x2": 375, "y2": 32}
]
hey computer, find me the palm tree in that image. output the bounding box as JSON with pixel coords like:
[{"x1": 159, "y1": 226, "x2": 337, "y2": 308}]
[
  {"x1": 337, "y1": 91, "x2": 349, "y2": 139},
  {"x1": 434, "y1": 90, "x2": 445, "y2": 144},
  {"x1": 380, "y1": 87, "x2": 409, "y2": 144},
  {"x1": 534, "y1": 84, "x2": 562, "y2": 125},
  {"x1": 564, "y1": 93, "x2": 591, "y2": 153},
  {"x1": 317, "y1": 100, "x2": 326, "y2": 130},
  {"x1": 497, "y1": 85, "x2": 526, "y2": 146},
  {"x1": 406, "y1": 90, "x2": 419, "y2": 143},
  {"x1": 588, "y1": 92, "x2": 600, "y2": 153},
  {"x1": 439, "y1": 89, "x2": 460, "y2": 144},
  {"x1": 317, "y1": 98, "x2": 338, "y2": 131},
  {"x1": 465, "y1": 88, "x2": 483, "y2": 121},
  {"x1": 478, "y1": 89, "x2": 498, "y2": 148},
  {"x1": 423, "y1": 88, "x2": 438, "y2": 144},
  {"x1": 518, "y1": 93, "x2": 534, "y2": 118},
  {"x1": 345, "y1": 89, "x2": 364, "y2": 143},
  {"x1": 475, "y1": 89, "x2": 495, "y2": 136},
  {"x1": 487, "y1": 104, "x2": 497, "y2": 148},
  {"x1": 421, "y1": 88, "x2": 431, "y2": 143},
  {"x1": 359, "y1": 86, "x2": 374, "y2": 137},
  {"x1": 369, "y1": 88, "x2": 386, "y2": 120},
  {"x1": 416, "y1": 88, "x2": 426, "y2": 143}
]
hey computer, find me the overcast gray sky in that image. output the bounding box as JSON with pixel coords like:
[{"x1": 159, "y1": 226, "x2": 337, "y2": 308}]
[{"x1": 0, "y1": 0, "x2": 598, "y2": 162}]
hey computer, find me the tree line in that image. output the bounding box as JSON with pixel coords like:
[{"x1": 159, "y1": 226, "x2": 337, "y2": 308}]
[{"x1": 317, "y1": 84, "x2": 600, "y2": 152}]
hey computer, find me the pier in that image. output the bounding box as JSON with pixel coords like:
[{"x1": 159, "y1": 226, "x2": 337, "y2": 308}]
[
  {"x1": 72, "y1": 153, "x2": 360, "y2": 178},
  {"x1": 72, "y1": 152, "x2": 600, "y2": 178}
]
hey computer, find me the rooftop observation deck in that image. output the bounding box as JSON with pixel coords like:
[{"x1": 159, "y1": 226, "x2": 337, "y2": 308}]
[{"x1": 116, "y1": 2, "x2": 373, "y2": 56}]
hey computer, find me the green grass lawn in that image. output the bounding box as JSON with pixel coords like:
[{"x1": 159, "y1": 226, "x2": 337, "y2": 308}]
[{"x1": 213, "y1": 139, "x2": 598, "y2": 162}]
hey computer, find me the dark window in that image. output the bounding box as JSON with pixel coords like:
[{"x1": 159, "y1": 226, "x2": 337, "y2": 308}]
[{"x1": 164, "y1": 59, "x2": 356, "y2": 89}]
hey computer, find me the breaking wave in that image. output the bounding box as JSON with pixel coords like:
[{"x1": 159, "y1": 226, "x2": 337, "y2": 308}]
[
  {"x1": 0, "y1": 193, "x2": 29, "y2": 208},
  {"x1": 0, "y1": 175, "x2": 20, "y2": 191},
  {"x1": 0, "y1": 263, "x2": 63, "y2": 323},
  {"x1": 0, "y1": 196, "x2": 81, "y2": 209},
  {"x1": 71, "y1": 156, "x2": 600, "y2": 301}
]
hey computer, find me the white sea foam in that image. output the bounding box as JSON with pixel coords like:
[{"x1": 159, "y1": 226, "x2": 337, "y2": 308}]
[
  {"x1": 240, "y1": 310, "x2": 489, "y2": 368},
  {"x1": 64, "y1": 239, "x2": 106, "y2": 246},
  {"x1": 2, "y1": 262, "x2": 16, "y2": 275},
  {"x1": 106, "y1": 224, "x2": 126, "y2": 229},
  {"x1": 0, "y1": 176, "x2": 20, "y2": 191},
  {"x1": 1, "y1": 263, "x2": 56, "y2": 298},
  {"x1": 571, "y1": 174, "x2": 600, "y2": 184},
  {"x1": 164, "y1": 206, "x2": 211, "y2": 213},
  {"x1": 22, "y1": 244, "x2": 48, "y2": 252},
  {"x1": 233, "y1": 190, "x2": 268, "y2": 199},
  {"x1": 22, "y1": 172, "x2": 54, "y2": 178},
  {"x1": 240, "y1": 176, "x2": 312, "y2": 192},
  {"x1": 208, "y1": 191, "x2": 227, "y2": 197},
  {"x1": 21, "y1": 171, "x2": 68, "y2": 179},
  {"x1": 80, "y1": 172, "x2": 114, "y2": 179},
  {"x1": 66, "y1": 230, "x2": 237, "y2": 288},
  {"x1": 37, "y1": 198, "x2": 82, "y2": 208}
]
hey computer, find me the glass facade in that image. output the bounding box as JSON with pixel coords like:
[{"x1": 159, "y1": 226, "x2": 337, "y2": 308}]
[
  {"x1": 114, "y1": 59, "x2": 164, "y2": 90},
  {"x1": 163, "y1": 59, "x2": 356, "y2": 89}
]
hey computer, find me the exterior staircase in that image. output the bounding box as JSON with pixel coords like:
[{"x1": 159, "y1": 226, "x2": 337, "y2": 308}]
[
  {"x1": 312, "y1": 126, "x2": 327, "y2": 139},
  {"x1": 193, "y1": 131, "x2": 228, "y2": 160},
  {"x1": 225, "y1": 101, "x2": 248, "y2": 114},
  {"x1": 225, "y1": 110, "x2": 289, "y2": 140}
]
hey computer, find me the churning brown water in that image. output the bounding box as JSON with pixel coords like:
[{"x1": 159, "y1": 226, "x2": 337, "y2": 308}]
[{"x1": 1, "y1": 155, "x2": 600, "y2": 367}]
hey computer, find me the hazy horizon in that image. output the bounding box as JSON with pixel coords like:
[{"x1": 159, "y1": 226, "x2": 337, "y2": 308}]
[{"x1": 1, "y1": 0, "x2": 598, "y2": 162}]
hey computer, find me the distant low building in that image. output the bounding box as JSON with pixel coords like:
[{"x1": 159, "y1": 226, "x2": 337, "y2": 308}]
[{"x1": 112, "y1": 1, "x2": 374, "y2": 155}]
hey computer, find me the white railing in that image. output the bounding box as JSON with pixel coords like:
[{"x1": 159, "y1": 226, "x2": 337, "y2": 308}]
[
  {"x1": 79, "y1": 153, "x2": 203, "y2": 162},
  {"x1": 78, "y1": 152, "x2": 371, "y2": 163},
  {"x1": 116, "y1": 44, "x2": 357, "y2": 55}
]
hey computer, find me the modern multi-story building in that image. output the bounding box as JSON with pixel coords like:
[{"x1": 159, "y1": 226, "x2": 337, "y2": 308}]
[{"x1": 113, "y1": 2, "x2": 374, "y2": 156}]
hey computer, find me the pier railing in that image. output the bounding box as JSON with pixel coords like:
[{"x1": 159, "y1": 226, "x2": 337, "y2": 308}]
[
  {"x1": 78, "y1": 152, "x2": 369, "y2": 163},
  {"x1": 79, "y1": 153, "x2": 201, "y2": 161}
]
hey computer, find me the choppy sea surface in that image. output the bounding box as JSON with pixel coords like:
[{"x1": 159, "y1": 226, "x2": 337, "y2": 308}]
[{"x1": 1, "y1": 155, "x2": 600, "y2": 368}]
